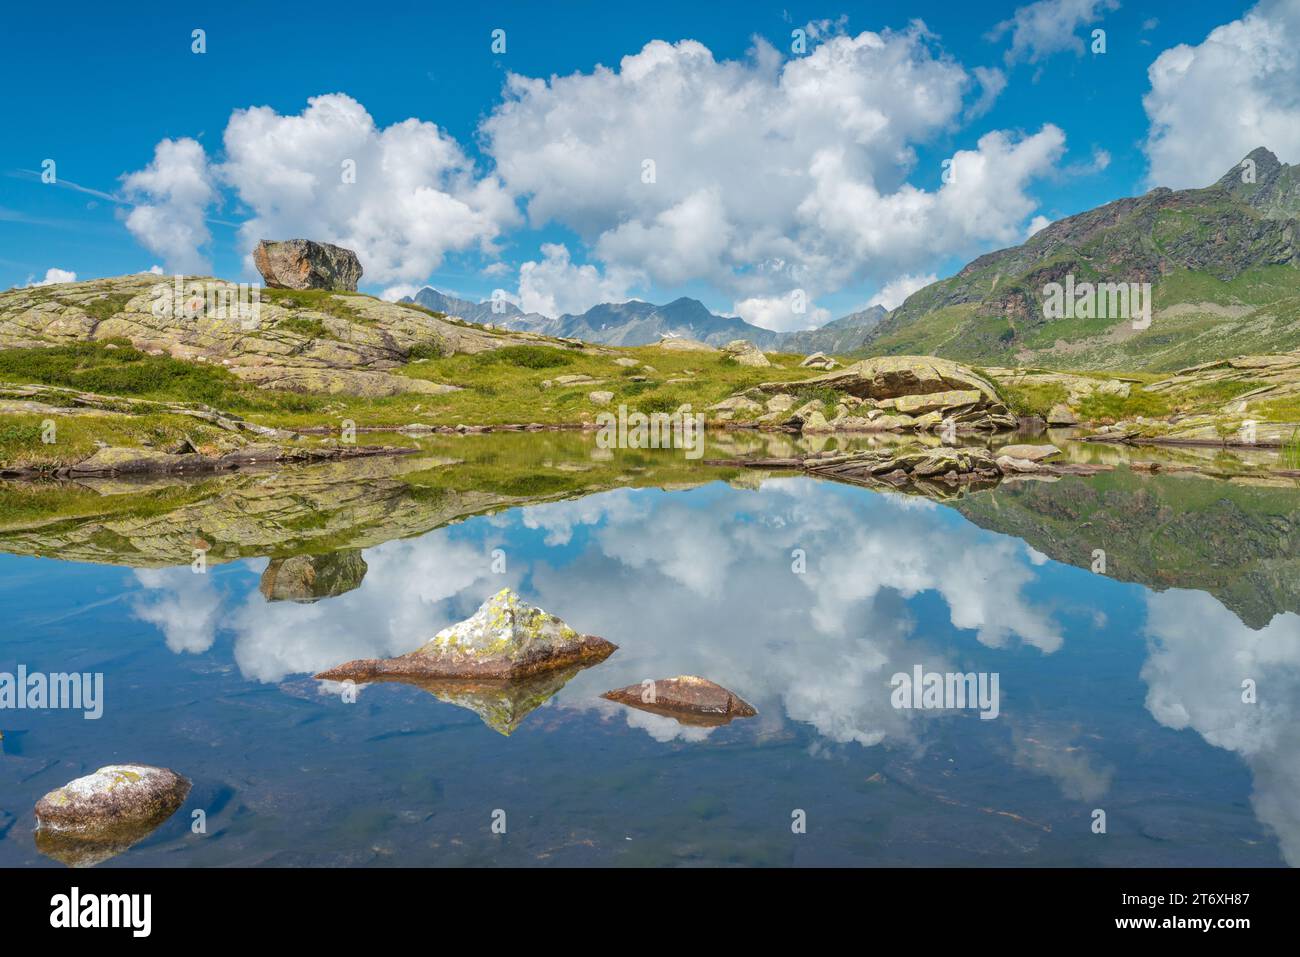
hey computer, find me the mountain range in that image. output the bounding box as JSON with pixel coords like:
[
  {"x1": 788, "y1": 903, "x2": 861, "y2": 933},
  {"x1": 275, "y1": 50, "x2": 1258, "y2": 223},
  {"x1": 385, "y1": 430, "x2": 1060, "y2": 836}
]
[
  {"x1": 403, "y1": 288, "x2": 885, "y2": 354},
  {"x1": 409, "y1": 147, "x2": 1300, "y2": 372}
]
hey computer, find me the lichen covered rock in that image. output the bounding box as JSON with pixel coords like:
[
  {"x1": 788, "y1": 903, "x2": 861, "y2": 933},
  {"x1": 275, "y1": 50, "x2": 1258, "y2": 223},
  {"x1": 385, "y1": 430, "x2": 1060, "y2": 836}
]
[
  {"x1": 35, "y1": 765, "x2": 191, "y2": 837},
  {"x1": 315, "y1": 588, "x2": 616, "y2": 680}
]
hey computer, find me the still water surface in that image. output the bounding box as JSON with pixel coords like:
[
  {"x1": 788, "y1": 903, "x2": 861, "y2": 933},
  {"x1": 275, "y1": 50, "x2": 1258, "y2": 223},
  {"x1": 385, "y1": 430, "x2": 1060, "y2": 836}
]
[{"x1": 1, "y1": 432, "x2": 1297, "y2": 866}]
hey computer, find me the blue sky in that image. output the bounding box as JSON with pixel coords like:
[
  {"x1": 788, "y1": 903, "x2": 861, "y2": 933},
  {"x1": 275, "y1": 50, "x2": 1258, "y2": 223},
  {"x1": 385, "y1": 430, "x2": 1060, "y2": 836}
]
[{"x1": 0, "y1": 0, "x2": 1288, "y2": 328}]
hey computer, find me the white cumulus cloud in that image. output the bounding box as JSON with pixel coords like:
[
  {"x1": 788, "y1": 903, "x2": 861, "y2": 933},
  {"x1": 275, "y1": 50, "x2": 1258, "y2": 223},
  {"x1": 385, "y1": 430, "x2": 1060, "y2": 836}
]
[
  {"x1": 867, "y1": 272, "x2": 937, "y2": 310},
  {"x1": 991, "y1": 0, "x2": 1120, "y2": 64},
  {"x1": 121, "y1": 94, "x2": 520, "y2": 285},
  {"x1": 517, "y1": 243, "x2": 639, "y2": 317},
  {"x1": 733, "y1": 294, "x2": 830, "y2": 332},
  {"x1": 26, "y1": 267, "x2": 77, "y2": 286},
  {"x1": 1143, "y1": 0, "x2": 1300, "y2": 188},
  {"x1": 121, "y1": 137, "x2": 217, "y2": 274},
  {"x1": 482, "y1": 28, "x2": 1063, "y2": 302}
]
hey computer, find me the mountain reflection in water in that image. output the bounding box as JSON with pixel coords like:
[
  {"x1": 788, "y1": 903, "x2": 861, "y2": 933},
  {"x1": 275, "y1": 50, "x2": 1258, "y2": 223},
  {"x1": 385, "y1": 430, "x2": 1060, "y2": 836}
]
[{"x1": 1, "y1": 432, "x2": 1298, "y2": 867}]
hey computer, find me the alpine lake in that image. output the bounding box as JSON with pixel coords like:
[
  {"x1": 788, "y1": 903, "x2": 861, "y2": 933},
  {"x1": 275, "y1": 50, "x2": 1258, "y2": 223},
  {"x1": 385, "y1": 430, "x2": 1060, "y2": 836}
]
[{"x1": 2, "y1": 427, "x2": 1298, "y2": 867}]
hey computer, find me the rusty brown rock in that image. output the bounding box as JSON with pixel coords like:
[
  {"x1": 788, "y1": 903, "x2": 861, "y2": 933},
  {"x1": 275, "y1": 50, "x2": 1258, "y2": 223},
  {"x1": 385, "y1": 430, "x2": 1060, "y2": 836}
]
[{"x1": 601, "y1": 675, "x2": 757, "y2": 726}]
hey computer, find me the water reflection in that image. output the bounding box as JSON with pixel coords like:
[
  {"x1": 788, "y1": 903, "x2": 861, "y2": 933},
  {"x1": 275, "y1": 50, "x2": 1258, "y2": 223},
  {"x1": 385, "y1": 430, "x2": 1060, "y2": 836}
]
[{"x1": 4, "y1": 433, "x2": 1300, "y2": 866}]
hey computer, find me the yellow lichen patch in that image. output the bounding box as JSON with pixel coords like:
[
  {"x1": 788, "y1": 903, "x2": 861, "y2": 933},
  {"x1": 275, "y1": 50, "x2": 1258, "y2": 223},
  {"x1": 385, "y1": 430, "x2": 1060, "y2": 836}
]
[{"x1": 107, "y1": 769, "x2": 143, "y2": 789}]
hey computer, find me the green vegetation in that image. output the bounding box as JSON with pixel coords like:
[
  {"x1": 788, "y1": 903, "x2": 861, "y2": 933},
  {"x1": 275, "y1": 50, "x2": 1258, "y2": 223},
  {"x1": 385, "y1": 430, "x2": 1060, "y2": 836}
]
[
  {"x1": 0, "y1": 342, "x2": 325, "y2": 415},
  {"x1": 261, "y1": 287, "x2": 363, "y2": 325},
  {"x1": 996, "y1": 380, "x2": 1068, "y2": 418},
  {"x1": 275, "y1": 315, "x2": 329, "y2": 339},
  {"x1": 283, "y1": 343, "x2": 827, "y2": 432},
  {"x1": 1284, "y1": 428, "x2": 1300, "y2": 471},
  {"x1": 80, "y1": 293, "x2": 135, "y2": 322},
  {"x1": 0, "y1": 411, "x2": 231, "y2": 470},
  {"x1": 468, "y1": 345, "x2": 575, "y2": 369},
  {"x1": 786, "y1": 384, "x2": 843, "y2": 413},
  {"x1": 1074, "y1": 387, "x2": 1172, "y2": 422}
]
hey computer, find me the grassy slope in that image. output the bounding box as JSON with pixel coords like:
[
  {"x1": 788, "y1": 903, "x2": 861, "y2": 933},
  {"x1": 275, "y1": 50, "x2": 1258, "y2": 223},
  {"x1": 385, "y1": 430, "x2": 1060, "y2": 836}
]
[
  {"x1": 0, "y1": 335, "x2": 824, "y2": 468},
  {"x1": 867, "y1": 265, "x2": 1300, "y2": 372}
]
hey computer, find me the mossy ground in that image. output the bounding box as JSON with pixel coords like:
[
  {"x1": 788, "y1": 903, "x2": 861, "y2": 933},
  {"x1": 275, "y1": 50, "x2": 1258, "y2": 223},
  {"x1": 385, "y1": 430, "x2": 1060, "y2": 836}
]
[
  {"x1": 0, "y1": 412, "x2": 235, "y2": 470},
  {"x1": 0, "y1": 341, "x2": 325, "y2": 414},
  {"x1": 253, "y1": 344, "x2": 825, "y2": 432}
]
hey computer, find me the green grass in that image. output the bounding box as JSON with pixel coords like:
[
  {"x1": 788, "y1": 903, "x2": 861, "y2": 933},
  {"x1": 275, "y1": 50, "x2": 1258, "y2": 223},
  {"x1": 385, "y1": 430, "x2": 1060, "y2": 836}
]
[
  {"x1": 260, "y1": 288, "x2": 364, "y2": 324},
  {"x1": 1284, "y1": 428, "x2": 1300, "y2": 470},
  {"x1": 0, "y1": 342, "x2": 326, "y2": 415},
  {"x1": 1074, "y1": 387, "x2": 1172, "y2": 422},
  {"x1": 995, "y1": 381, "x2": 1068, "y2": 418},
  {"x1": 786, "y1": 385, "x2": 843, "y2": 412},
  {"x1": 275, "y1": 315, "x2": 329, "y2": 339},
  {"x1": 80, "y1": 293, "x2": 135, "y2": 322},
  {"x1": 0, "y1": 411, "x2": 231, "y2": 470},
  {"x1": 468, "y1": 345, "x2": 576, "y2": 369}
]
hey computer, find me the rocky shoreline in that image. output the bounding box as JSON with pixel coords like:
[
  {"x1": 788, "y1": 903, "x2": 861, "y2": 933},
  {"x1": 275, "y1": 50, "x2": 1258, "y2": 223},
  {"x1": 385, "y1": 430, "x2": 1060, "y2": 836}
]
[{"x1": 0, "y1": 441, "x2": 418, "y2": 479}]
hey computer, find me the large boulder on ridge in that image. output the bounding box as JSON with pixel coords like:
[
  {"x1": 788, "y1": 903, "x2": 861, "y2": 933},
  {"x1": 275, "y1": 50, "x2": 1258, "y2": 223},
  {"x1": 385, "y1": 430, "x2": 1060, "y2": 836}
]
[
  {"x1": 254, "y1": 239, "x2": 363, "y2": 291},
  {"x1": 315, "y1": 588, "x2": 616, "y2": 681}
]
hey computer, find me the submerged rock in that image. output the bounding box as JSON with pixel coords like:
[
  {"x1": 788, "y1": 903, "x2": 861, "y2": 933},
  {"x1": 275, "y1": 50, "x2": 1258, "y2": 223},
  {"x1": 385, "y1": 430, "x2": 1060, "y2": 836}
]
[
  {"x1": 602, "y1": 675, "x2": 757, "y2": 727},
  {"x1": 35, "y1": 765, "x2": 190, "y2": 864},
  {"x1": 253, "y1": 239, "x2": 363, "y2": 291},
  {"x1": 315, "y1": 588, "x2": 616, "y2": 681}
]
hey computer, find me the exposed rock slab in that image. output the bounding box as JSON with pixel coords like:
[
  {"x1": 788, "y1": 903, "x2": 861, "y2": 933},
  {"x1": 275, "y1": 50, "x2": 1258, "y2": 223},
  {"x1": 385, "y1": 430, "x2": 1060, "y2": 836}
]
[
  {"x1": 0, "y1": 274, "x2": 586, "y2": 398},
  {"x1": 784, "y1": 355, "x2": 1002, "y2": 404}
]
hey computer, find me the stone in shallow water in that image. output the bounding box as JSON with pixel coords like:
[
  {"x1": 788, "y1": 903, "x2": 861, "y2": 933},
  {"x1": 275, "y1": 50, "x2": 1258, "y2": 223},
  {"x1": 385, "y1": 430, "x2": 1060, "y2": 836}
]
[
  {"x1": 315, "y1": 588, "x2": 616, "y2": 681},
  {"x1": 994, "y1": 443, "x2": 1061, "y2": 462},
  {"x1": 35, "y1": 765, "x2": 191, "y2": 865},
  {"x1": 36, "y1": 764, "x2": 191, "y2": 833},
  {"x1": 602, "y1": 675, "x2": 757, "y2": 727}
]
